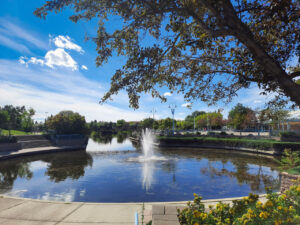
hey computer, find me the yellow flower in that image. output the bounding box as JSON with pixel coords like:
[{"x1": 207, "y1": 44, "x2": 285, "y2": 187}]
[
  {"x1": 287, "y1": 217, "x2": 293, "y2": 222},
  {"x1": 296, "y1": 187, "x2": 300, "y2": 192},
  {"x1": 259, "y1": 211, "x2": 269, "y2": 219},
  {"x1": 264, "y1": 200, "x2": 273, "y2": 208},
  {"x1": 275, "y1": 220, "x2": 282, "y2": 225},
  {"x1": 193, "y1": 211, "x2": 201, "y2": 218},
  {"x1": 201, "y1": 213, "x2": 207, "y2": 220},
  {"x1": 277, "y1": 206, "x2": 282, "y2": 210},
  {"x1": 256, "y1": 201, "x2": 262, "y2": 208},
  {"x1": 243, "y1": 197, "x2": 248, "y2": 201},
  {"x1": 194, "y1": 223, "x2": 199, "y2": 225},
  {"x1": 281, "y1": 194, "x2": 287, "y2": 199},
  {"x1": 225, "y1": 218, "x2": 230, "y2": 224}
]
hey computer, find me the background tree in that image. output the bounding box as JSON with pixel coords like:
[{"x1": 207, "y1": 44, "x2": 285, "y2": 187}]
[
  {"x1": 0, "y1": 105, "x2": 36, "y2": 133},
  {"x1": 228, "y1": 104, "x2": 256, "y2": 130},
  {"x1": 0, "y1": 110, "x2": 9, "y2": 133},
  {"x1": 46, "y1": 111, "x2": 87, "y2": 135},
  {"x1": 195, "y1": 112, "x2": 224, "y2": 130},
  {"x1": 35, "y1": 0, "x2": 300, "y2": 108},
  {"x1": 140, "y1": 118, "x2": 158, "y2": 129},
  {"x1": 259, "y1": 106, "x2": 289, "y2": 130},
  {"x1": 158, "y1": 118, "x2": 174, "y2": 130},
  {"x1": 21, "y1": 108, "x2": 35, "y2": 132}
]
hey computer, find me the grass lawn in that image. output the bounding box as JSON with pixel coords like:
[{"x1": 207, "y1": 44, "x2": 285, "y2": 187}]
[
  {"x1": 0, "y1": 129, "x2": 33, "y2": 135},
  {"x1": 286, "y1": 166, "x2": 300, "y2": 175}
]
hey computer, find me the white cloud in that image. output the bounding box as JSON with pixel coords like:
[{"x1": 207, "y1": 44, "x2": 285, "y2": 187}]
[
  {"x1": 0, "y1": 81, "x2": 146, "y2": 122},
  {"x1": 163, "y1": 92, "x2": 172, "y2": 97},
  {"x1": 20, "y1": 48, "x2": 78, "y2": 70},
  {"x1": 45, "y1": 48, "x2": 78, "y2": 70},
  {"x1": 181, "y1": 103, "x2": 191, "y2": 108},
  {"x1": 0, "y1": 33, "x2": 32, "y2": 54},
  {"x1": 0, "y1": 59, "x2": 146, "y2": 122},
  {"x1": 52, "y1": 35, "x2": 83, "y2": 53},
  {"x1": 0, "y1": 18, "x2": 48, "y2": 50},
  {"x1": 81, "y1": 65, "x2": 88, "y2": 70}
]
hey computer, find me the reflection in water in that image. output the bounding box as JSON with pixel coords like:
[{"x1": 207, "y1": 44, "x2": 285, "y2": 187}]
[
  {"x1": 142, "y1": 160, "x2": 155, "y2": 191},
  {"x1": 87, "y1": 138, "x2": 136, "y2": 152},
  {"x1": 0, "y1": 144, "x2": 281, "y2": 202},
  {"x1": 0, "y1": 151, "x2": 93, "y2": 191},
  {"x1": 165, "y1": 148, "x2": 280, "y2": 192},
  {"x1": 42, "y1": 151, "x2": 93, "y2": 182},
  {"x1": 0, "y1": 161, "x2": 32, "y2": 194},
  {"x1": 90, "y1": 131, "x2": 129, "y2": 144}
]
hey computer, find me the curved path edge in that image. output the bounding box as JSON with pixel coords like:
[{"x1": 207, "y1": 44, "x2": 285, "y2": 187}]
[
  {"x1": 0, "y1": 146, "x2": 85, "y2": 161},
  {"x1": 0, "y1": 193, "x2": 272, "y2": 225}
]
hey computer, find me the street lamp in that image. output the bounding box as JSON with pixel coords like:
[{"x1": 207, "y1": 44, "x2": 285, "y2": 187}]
[
  {"x1": 150, "y1": 108, "x2": 156, "y2": 120},
  {"x1": 150, "y1": 108, "x2": 156, "y2": 130},
  {"x1": 169, "y1": 103, "x2": 176, "y2": 135}
]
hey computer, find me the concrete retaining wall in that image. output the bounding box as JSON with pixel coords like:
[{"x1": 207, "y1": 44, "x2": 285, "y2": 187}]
[
  {"x1": 280, "y1": 172, "x2": 300, "y2": 192},
  {"x1": 0, "y1": 143, "x2": 21, "y2": 152},
  {"x1": 158, "y1": 141, "x2": 276, "y2": 155}
]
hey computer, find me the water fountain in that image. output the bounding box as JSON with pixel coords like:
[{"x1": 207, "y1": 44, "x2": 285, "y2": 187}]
[
  {"x1": 137, "y1": 128, "x2": 165, "y2": 161},
  {"x1": 127, "y1": 129, "x2": 166, "y2": 190}
]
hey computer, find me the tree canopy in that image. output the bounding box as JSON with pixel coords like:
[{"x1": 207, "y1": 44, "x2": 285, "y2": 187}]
[
  {"x1": 0, "y1": 105, "x2": 35, "y2": 132},
  {"x1": 46, "y1": 111, "x2": 87, "y2": 134},
  {"x1": 228, "y1": 103, "x2": 256, "y2": 130},
  {"x1": 35, "y1": 0, "x2": 300, "y2": 108}
]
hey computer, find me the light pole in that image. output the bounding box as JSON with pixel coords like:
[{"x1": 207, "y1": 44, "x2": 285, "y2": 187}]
[
  {"x1": 150, "y1": 108, "x2": 156, "y2": 130},
  {"x1": 194, "y1": 115, "x2": 196, "y2": 132},
  {"x1": 150, "y1": 108, "x2": 156, "y2": 120},
  {"x1": 169, "y1": 103, "x2": 176, "y2": 135}
]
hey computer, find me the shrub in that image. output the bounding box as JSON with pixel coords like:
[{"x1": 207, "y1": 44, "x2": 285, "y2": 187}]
[
  {"x1": 178, "y1": 184, "x2": 300, "y2": 225},
  {"x1": 220, "y1": 131, "x2": 228, "y2": 136},
  {"x1": 276, "y1": 149, "x2": 300, "y2": 171}
]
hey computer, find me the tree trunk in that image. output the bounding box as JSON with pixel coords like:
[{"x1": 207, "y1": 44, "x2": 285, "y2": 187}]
[{"x1": 222, "y1": 2, "x2": 300, "y2": 106}]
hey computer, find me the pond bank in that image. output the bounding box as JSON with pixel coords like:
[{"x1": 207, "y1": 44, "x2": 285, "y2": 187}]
[
  {"x1": 0, "y1": 146, "x2": 85, "y2": 161},
  {"x1": 156, "y1": 136, "x2": 300, "y2": 155}
]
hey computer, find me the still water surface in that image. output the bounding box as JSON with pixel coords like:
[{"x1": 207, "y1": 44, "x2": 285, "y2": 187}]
[{"x1": 0, "y1": 137, "x2": 280, "y2": 202}]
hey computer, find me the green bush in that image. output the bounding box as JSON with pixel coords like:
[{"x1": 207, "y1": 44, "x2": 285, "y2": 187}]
[
  {"x1": 178, "y1": 184, "x2": 300, "y2": 225},
  {"x1": 0, "y1": 135, "x2": 17, "y2": 143},
  {"x1": 276, "y1": 149, "x2": 300, "y2": 171}
]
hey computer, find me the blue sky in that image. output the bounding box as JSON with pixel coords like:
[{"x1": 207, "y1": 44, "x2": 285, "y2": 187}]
[{"x1": 0, "y1": 0, "x2": 278, "y2": 122}]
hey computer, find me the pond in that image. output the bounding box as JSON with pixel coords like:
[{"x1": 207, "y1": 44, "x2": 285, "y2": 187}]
[{"x1": 0, "y1": 136, "x2": 280, "y2": 202}]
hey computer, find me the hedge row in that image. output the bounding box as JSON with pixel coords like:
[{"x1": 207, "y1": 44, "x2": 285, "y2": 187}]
[{"x1": 157, "y1": 136, "x2": 300, "y2": 152}]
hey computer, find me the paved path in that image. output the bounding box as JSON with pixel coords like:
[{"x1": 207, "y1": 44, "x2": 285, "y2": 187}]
[
  {"x1": 0, "y1": 146, "x2": 82, "y2": 160},
  {"x1": 0, "y1": 196, "x2": 145, "y2": 225},
  {"x1": 0, "y1": 194, "x2": 270, "y2": 225}
]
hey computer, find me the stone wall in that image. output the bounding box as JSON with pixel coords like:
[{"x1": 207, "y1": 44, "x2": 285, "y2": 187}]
[
  {"x1": 280, "y1": 172, "x2": 300, "y2": 192},
  {"x1": 0, "y1": 143, "x2": 22, "y2": 152}
]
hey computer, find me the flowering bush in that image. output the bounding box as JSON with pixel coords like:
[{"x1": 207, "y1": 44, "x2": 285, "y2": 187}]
[{"x1": 178, "y1": 184, "x2": 300, "y2": 225}]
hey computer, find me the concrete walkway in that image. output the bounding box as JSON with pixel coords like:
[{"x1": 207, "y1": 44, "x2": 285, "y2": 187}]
[
  {"x1": 0, "y1": 196, "x2": 145, "y2": 225},
  {"x1": 0, "y1": 194, "x2": 270, "y2": 225},
  {"x1": 0, "y1": 146, "x2": 83, "y2": 161}
]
